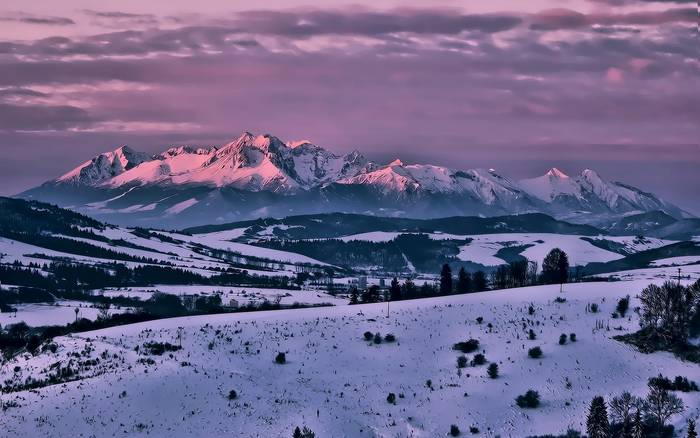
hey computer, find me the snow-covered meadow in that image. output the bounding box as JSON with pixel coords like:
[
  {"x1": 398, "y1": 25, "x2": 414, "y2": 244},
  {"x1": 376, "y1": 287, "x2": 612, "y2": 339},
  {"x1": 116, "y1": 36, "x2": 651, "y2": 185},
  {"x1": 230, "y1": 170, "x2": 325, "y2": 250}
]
[
  {"x1": 1, "y1": 277, "x2": 698, "y2": 437},
  {"x1": 95, "y1": 285, "x2": 347, "y2": 307}
]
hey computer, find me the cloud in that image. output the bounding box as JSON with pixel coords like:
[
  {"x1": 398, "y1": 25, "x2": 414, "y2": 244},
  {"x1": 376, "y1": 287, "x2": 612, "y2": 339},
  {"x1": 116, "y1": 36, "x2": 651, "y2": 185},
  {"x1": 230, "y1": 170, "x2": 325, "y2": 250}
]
[
  {"x1": 530, "y1": 7, "x2": 695, "y2": 30},
  {"x1": 0, "y1": 103, "x2": 95, "y2": 131},
  {"x1": 81, "y1": 9, "x2": 159, "y2": 27},
  {"x1": 231, "y1": 9, "x2": 523, "y2": 36},
  {"x1": 0, "y1": 13, "x2": 75, "y2": 26},
  {"x1": 588, "y1": 0, "x2": 695, "y2": 5}
]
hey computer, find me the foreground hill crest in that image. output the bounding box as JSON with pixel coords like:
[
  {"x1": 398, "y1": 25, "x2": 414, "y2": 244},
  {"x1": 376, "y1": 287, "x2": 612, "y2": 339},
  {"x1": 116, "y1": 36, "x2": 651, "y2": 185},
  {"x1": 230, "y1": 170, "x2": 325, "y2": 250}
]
[{"x1": 21, "y1": 131, "x2": 690, "y2": 228}]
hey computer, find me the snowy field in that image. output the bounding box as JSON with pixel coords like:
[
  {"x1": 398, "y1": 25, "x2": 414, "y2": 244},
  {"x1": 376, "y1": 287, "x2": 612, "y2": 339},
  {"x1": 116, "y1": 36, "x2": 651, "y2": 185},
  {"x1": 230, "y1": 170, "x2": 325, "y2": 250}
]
[
  {"x1": 95, "y1": 285, "x2": 347, "y2": 307},
  {"x1": 0, "y1": 300, "x2": 133, "y2": 327},
  {"x1": 456, "y1": 233, "x2": 626, "y2": 268},
  {"x1": 1, "y1": 275, "x2": 698, "y2": 437}
]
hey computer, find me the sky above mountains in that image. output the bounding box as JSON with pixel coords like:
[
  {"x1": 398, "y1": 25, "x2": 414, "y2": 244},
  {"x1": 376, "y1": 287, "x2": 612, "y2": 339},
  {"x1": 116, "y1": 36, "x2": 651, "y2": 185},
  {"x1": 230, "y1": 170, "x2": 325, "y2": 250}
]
[{"x1": 0, "y1": 0, "x2": 697, "y2": 213}]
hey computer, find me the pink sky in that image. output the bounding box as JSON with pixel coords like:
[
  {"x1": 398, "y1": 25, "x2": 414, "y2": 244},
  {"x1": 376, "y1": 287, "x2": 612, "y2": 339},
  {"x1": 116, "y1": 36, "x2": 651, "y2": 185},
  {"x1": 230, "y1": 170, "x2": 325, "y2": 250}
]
[{"x1": 0, "y1": 0, "x2": 698, "y2": 212}]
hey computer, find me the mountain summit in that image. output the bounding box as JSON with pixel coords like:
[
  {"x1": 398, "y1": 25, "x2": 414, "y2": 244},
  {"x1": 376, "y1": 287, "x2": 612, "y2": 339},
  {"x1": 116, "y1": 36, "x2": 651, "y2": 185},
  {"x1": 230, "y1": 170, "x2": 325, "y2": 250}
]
[{"x1": 20, "y1": 132, "x2": 690, "y2": 228}]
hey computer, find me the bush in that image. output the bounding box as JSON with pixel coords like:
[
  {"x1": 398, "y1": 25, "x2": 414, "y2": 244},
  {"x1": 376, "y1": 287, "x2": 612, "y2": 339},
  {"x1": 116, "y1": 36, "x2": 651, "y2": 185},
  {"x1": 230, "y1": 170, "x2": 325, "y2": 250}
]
[
  {"x1": 363, "y1": 331, "x2": 373, "y2": 341},
  {"x1": 386, "y1": 392, "x2": 396, "y2": 404},
  {"x1": 528, "y1": 305, "x2": 535, "y2": 315},
  {"x1": 470, "y1": 426, "x2": 480, "y2": 434},
  {"x1": 554, "y1": 297, "x2": 567, "y2": 303},
  {"x1": 559, "y1": 334, "x2": 567, "y2": 345},
  {"x1": 616, "y1": 295, "x2": 630, "y2": 317},
  {"x1": 487, "y1": 363, "x2": 499, "y2": 379},
  {"x1": 275, "y1": 352, "x2": 286, "y2": 364},
  {"x1": 569, "y1": 333, "x2": 576, "y2": 342},
  {"x1": 528, "y1": 347, "x2": 543, "y2": 359},
  {"x1": 373, "y1": 333, "x2": 382, "y2": 344},
  {"x1": 516, "y1": 390, "x2": 540, "y2": 408},
  {"x1": 142, "y1": 342, "x2": 181, "y2": 356},
  {"x1": 457, "y1": 355, "x2": 468, "y2": 368},
  {"x1": 384, "y1": 333, "x2": 396, "y2": 343},
  {"x1": 528, "y1": 329, "x2": 537, "y2": 340},
  {"x1": 453, "y1": 339, "x2": 480, "y2": 353},
  {"x1": 450, "y1": 424, "x2": 461, "y2": 436},
  {"x1": 228, "y1": 389, "x2": 238, "y2": 400},
  {"x1": 472, "y1": 353, "x2": 486, "y2": 366},
  {"x1": 590, "y1": 303, "x2": 599, "y2": 313},
  {"x1": 476, "y1": 317, "x2": 483, "y2": 324},
  {"x1": 292, "y1": 426, "x2": 316, "y2": 438}
]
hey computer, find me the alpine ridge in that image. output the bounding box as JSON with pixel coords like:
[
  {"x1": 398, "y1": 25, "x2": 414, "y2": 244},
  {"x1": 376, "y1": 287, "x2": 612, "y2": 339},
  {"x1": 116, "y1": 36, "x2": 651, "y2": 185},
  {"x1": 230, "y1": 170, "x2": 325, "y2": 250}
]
[{"x1": 20, "y1": 132, "x2": 690, "y2": 228}]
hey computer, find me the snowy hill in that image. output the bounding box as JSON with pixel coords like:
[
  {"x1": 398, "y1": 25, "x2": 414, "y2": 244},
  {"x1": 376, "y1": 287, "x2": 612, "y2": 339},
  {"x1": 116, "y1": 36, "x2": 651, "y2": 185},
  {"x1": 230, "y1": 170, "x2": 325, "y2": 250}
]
[
  {"x1": 1, "y1": 279, "x2": 698, "y2": 437},
  {"x1": 19, "y1": 132, "x2": 690, "y2": 228}
]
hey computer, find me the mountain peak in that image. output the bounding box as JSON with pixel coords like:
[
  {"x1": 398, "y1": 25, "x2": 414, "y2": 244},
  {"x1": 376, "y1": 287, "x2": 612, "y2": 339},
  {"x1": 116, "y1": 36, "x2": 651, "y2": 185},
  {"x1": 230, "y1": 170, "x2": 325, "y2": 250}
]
[
  {"x1": 389, "y1": 158, "x2": 404, "y2": 167},
  {"x1": 545, "y1": 167, "x2": 569, "y2": 178}
]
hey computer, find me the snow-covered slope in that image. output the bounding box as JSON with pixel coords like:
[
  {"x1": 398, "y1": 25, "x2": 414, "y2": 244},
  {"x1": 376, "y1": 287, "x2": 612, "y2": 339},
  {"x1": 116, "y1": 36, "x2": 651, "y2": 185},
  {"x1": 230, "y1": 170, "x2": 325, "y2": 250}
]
[
  {"x1": 20, "y1": 132, "x2": 690, "y2": 228},
  {"x1": 57, "y1": 146, "x2": 151, "y2": 185},
  {"x1": 519, "y1": 168, "x2": 687, "y2": 219},
  {"x1": 2, "y1": 280, "x2": 698, "y2": 437}
]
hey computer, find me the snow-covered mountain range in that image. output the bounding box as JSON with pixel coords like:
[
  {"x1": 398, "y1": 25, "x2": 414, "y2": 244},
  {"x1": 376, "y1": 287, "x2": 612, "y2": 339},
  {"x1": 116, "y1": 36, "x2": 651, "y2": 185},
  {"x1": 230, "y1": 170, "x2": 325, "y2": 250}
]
[{"x1": 20, "y1": 132, "x2": 690, "y2": 228}]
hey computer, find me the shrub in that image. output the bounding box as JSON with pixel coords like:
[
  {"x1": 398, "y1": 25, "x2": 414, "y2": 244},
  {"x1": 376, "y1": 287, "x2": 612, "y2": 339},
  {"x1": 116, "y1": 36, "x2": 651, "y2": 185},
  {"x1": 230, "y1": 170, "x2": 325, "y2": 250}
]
[
  {"x1": 457, "y1": 355, "x2": 468, "y2": 368},
  {"x1": 227, "y1": 389, "x2": 238, "y2": 400},
  {"x1": 472, "y1": 353, "x2": 487, "y2": 366},
  {"x1": 142, "y1": 342, "x2": 181, "y2": 356},
  {"x1": 554, "y1": 296, "x2": 567, "y2": 303},
  {"x1": 528, "y1": 305, "x2": 535, "y2": 315},
  {"x1": 528, "y1": 329, "x2": 537, "y2": 340},
  {"x1": 470, "y1": 426, "x2": 480, "y2": 434},
  {"x1": 569, "y1": 333, "x2": 577, "y2": 342},
  {"x1": 453, "y1": 339, "x2": 480, "y2": 353},
  {"x1": 450, "y1": 424, "x2": 461, "y2": 436},
  {"x1": 590, "y1": 303, "x2": 599, "y2": 313},
  {"x1": 476, "y1": 317, "x2": 483, "y2": 324},
  {"x1": 528, "y1": 347, "x2": 543, "y2": 359},
  {"x1": 292, "y1": 426, "x2": 316, "y2": 438},
  {"x1": 386, "y1": 392, "x2": 396, "y2": 404},
  {"x1": 616, "y1": 295, "x2": 630, "y2": 317},
  {"x1": 487, "y1": 363, "x2": 499, "y2": 379},
  {"x1": 559, "y1": 334, "x2": 567, "y2": 345},
  {"x1": 363, "y1": 331, "x2": 373, "y2": 341},
  {"x1": 275, "y1": 352, "x2": 286, "y2": 364},
  {"x1": 373, "y1": 333, "x2": 382, "y2": 344},
  {"x1": 384, "y1": 333, "x2": 396, "y2": 343},
  {"x1": 516, "y1": 390, "x2": 540, "y2": 408}
]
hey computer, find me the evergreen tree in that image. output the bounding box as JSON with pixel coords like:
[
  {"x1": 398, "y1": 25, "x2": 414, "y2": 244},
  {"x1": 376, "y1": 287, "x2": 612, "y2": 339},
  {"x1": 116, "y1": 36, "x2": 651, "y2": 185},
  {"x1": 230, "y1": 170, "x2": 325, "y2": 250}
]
[
  {"x1": 586, "y1": 396, "x2": 610, "y2": 438},
  {"x1": 631, "y1": 410, "x2": 644, "y2": 438},
  {"x1": 541, "y1": 248, "x2": 570, "y2": 285},
  {"x1": 348, "y1": 287, "x2": 359, "y2": 305},
  {"x1": 688, "y1": 419, "x2": 697, "y2": 438},
  {"x1": 361, "y1": 285, "x2": 380, "y2": 303},
  {"x1": 402, "y1": 278, "x2": 417, "y2": 299},
  {"x1": 456, "y1": 267, "x2": 471, "y2": 294},
  {"x1": 389, "y1": 277, "x2": 402, "y2": 301},
  {"x1": 440, "y1": 264, "x2": 453, "y2": 295},
  {"x1": 472, "y1": 271, "x2": 488, "y2": 292}
]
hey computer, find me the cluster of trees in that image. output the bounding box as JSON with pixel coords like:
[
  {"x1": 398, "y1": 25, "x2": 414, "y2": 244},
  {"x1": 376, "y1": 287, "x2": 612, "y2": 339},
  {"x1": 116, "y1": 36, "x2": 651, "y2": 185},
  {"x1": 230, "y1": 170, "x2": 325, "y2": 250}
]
[
  {"x1": 0, "y1": 260, "x2": 294, "y2": 294},
  {"x1": 585, "y1": 378, "x2": 691, "y2": 438},
  {"x1": 443, "y1": 248, "x2": 573, "y2": 295},
  {"x1": 616, "y1": 279, "x2": 700, "y2": 362},
  {"x1": 347, "y1": 247, "x2": 577, "y2": 304},
  {"x1": 638, "y1": 280, "x2": 700, "y2": 346},
  {"x1": 264, "y1": 233, "x2": 465, "y2": 272}
]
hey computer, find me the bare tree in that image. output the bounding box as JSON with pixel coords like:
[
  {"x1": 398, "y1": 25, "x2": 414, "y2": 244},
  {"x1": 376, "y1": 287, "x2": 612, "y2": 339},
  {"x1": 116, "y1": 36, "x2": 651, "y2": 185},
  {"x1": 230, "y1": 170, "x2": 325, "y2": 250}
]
[
  {"x1": 610, "y1": 391, "x2": 644, "y2": 426},
  {"x1": 645, "y1": 383, "x2": 684, "y2": 429}
]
